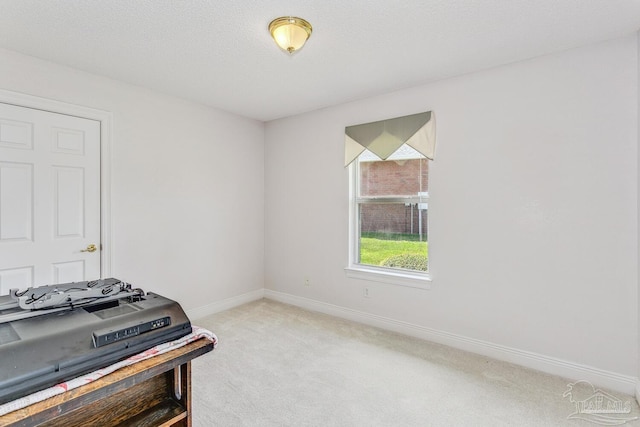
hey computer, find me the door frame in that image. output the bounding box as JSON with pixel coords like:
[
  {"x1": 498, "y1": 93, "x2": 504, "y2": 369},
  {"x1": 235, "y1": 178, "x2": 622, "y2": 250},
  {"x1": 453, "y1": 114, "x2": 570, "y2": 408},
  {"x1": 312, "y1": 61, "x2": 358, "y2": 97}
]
[{"x1": 0, "y1": 89, "x2": 113, "y2": 278}]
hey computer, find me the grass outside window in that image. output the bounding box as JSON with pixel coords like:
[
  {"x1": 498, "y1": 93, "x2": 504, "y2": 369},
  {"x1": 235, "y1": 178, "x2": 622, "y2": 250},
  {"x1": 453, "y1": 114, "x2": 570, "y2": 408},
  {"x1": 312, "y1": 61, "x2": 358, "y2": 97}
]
[{"x1": 359, "y1": 232, "x2": 428, "y2": 271}]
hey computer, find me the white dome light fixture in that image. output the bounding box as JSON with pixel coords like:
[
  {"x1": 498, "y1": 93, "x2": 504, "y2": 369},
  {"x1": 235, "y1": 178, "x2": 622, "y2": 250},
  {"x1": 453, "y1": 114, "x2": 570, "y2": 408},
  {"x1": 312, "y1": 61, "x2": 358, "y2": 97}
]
[{"x1": 269, "y1": 16, "x2": 312, "y2": 55}]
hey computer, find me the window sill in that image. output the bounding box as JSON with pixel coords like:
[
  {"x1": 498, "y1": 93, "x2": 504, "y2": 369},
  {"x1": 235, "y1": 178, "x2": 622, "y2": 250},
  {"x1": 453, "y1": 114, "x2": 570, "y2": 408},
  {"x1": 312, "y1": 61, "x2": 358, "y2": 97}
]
[{"x1": 344, "y1": 266, "x2": 431, "y2": 290}]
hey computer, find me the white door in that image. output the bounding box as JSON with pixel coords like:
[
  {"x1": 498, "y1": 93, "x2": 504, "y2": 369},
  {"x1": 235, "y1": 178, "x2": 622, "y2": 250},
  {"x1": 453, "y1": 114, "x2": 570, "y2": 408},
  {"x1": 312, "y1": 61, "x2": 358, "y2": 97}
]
[{"x1": 0, "y1": 102, "x2": 101, "y2": 294}]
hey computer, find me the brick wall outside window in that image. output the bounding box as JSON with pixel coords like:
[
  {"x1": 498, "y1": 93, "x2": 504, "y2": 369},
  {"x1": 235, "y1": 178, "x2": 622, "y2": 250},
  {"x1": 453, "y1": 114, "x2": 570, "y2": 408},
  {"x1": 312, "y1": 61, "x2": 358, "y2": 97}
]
[{"x1": 359, "y1": 158, "x2": 428, "y2": 236}]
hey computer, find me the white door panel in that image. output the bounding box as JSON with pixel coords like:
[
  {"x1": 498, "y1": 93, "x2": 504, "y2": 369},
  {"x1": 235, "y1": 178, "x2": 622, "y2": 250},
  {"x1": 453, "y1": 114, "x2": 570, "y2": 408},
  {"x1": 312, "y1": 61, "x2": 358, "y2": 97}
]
[
  {"x1": 0, "y1": 161, "x2": 33, "y2": 241},
  {"x1": 0, "y1": 102, "x2": 100, "y2": 291},
  {"x1": 0, "y1": 266, "x2": 33, "y2": 295}
]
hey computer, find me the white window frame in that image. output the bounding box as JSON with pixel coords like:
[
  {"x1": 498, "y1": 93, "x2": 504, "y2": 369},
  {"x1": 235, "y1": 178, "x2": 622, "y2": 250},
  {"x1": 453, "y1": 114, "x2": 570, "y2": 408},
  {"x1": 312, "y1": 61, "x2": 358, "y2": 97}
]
[{"x1": 345, "y1": 157, "x2": 431, "y2": 290}]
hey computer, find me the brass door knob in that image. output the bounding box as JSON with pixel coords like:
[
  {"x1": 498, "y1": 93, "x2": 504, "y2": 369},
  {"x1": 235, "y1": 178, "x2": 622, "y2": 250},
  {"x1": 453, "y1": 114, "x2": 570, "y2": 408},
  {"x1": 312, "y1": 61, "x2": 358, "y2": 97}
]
[{"x1": 81, "y1": 244, "x2": 97, "y2": 253}]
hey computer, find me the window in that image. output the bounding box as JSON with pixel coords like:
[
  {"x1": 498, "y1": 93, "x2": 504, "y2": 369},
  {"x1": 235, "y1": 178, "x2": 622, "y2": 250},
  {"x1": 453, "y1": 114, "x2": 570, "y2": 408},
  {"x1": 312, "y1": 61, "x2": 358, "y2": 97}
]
[
  {"x1": 350, "y1": 146, "x2": 429, "y2": 277},
  {"x1": 344, "y1": 111, "x2": 435, "y2": 287}
]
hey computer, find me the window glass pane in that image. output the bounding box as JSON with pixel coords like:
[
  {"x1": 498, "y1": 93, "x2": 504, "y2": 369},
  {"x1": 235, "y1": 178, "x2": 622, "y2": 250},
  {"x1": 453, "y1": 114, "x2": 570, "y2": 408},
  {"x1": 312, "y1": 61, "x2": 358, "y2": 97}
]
[
  {"x1": 358, "y1": 148, "x2": 428, "y2": 197},
  {"x1": 358, "y1": 203, "x2": 428, "y2": 271},
  {"x1": 356, "y1": 145, "x2": 428, "y2": 273}
]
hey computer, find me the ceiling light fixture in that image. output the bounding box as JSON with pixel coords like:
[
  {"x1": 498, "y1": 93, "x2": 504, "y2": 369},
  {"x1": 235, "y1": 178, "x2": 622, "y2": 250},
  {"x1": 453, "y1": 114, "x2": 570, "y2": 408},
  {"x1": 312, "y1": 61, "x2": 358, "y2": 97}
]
[{"x1": 268, "y1": 16, "x2": 312, "y2": 55}]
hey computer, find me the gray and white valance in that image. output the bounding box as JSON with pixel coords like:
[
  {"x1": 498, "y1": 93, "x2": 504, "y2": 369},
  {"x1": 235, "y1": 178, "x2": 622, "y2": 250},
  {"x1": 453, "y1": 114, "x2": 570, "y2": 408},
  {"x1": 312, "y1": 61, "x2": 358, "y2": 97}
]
[{"x1": 344, "y1": 111, "x2": 436, "y2": 167}]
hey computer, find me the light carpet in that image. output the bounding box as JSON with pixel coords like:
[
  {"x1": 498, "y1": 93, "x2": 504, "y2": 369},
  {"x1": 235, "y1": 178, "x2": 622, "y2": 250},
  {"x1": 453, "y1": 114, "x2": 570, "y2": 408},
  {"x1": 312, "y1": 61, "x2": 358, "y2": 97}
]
[{"x1": 192, "y1": 299, "x2": 640, "y2": 426}]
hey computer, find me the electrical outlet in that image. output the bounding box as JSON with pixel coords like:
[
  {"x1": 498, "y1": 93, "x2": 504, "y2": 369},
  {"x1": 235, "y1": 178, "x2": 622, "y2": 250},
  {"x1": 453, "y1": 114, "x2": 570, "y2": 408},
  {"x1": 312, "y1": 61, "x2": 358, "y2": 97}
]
[
  {"x1": 363, "y1": 287, "x2": 370, "y2": 298},
  {"x1": 304, "y1": 277, "x2": 310, "y2": 286}
]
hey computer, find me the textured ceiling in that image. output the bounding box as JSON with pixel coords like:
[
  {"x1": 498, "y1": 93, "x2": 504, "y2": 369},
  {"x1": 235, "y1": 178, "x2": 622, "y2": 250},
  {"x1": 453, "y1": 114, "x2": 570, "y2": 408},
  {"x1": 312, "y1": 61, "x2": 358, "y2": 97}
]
[{"x1": 0, "y1": 1, "x2": 639, "y2": 121}]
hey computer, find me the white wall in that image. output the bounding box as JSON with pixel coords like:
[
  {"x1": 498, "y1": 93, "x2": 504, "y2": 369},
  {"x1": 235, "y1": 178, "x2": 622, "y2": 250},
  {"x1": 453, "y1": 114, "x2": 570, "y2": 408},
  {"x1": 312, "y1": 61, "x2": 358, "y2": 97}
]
[
  {"x1": 0, "y1": 48, "x2": 265, "y2": 311},
  {"x1": 265, "y1": 36, "x2": 638, "y2": 381},
  {"x1": 637, "y1": 30, "x2": 640, "y2": 399}
]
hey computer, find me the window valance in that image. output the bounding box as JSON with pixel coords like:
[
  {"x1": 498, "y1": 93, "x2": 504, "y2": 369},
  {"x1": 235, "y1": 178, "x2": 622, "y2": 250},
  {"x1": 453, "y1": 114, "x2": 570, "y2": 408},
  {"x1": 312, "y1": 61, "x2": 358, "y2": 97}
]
[{"x1": 344, "y1": 111, "x2": 436, "y2": 167}]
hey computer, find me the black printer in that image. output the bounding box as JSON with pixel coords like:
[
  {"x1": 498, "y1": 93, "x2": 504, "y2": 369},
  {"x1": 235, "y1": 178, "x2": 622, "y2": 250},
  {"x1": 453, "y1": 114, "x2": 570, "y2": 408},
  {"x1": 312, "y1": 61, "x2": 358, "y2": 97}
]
[{"x1": 0, "y1": 278, "x2": 191, "y2": 404}]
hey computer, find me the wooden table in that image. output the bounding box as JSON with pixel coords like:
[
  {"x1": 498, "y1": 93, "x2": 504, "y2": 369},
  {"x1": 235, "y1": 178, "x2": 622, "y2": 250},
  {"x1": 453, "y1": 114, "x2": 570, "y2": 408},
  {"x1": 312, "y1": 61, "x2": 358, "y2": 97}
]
[{"x1": 0, "y1": 338, "x2": 214, "y2": 427}]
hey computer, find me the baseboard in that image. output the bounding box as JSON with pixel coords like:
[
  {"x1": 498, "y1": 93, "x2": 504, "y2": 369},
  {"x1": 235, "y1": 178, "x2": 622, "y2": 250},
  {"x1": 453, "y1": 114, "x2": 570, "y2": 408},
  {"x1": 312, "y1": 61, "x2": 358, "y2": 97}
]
[
  {"x1": 187, "y1": 288, "x2": 264, "y2": 320},
  {"x1": 264, "y1": 289, "x2": 637, "y2": 395}
]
